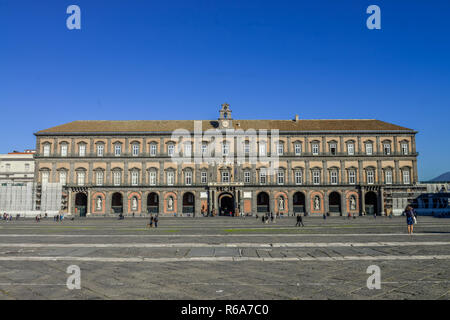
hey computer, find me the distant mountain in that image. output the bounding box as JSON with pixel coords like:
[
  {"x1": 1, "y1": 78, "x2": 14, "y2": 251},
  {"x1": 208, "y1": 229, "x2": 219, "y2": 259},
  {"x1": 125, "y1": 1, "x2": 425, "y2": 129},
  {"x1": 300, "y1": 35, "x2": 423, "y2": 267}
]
[{"x1": 430, "y1": 172, "x2": 450, "y2": 182}]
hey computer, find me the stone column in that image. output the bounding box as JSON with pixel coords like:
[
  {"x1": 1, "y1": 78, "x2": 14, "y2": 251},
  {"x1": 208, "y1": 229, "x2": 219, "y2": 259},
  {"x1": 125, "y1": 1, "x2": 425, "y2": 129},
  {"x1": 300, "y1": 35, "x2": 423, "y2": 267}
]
[
  {"x1": 322, "y1": 160, "x2": 328, "y2": 185},
  {"x1": 105, "y1": 192, "x2": 111, "y2": 215},
  {"x1": 269, "y1": 191, "x2": 275, "y2": 214},
  {"x1": 357, "y1": 136, "x2": 361, "y2": 155},
  {"x1": 158, "y1": 192, "x2": 164, "y2": 215},
  {"x1": 339, "y1": 136, "x2": 344, "y2": 154},
  {"x1": 141, "y1": 161, "x2": 147, "y2": 185},
  {"x1": 358, "y1": 160, "x2": 363, "y2": 185},
  {"x1": 87, "y1": 189, "x2": 91, "y2": 214},
  {"x1": 288, "y1": 191, "x2": 294, "y2": 216},
  {"x1": 376, "y1": 136, "x2": 381, "y2": 155},
  {"x1": 377, "y1": 160, "x2": 382, "y2": 184},
  {"x1": 394, "y1": 160, "x2": 400, "y2": 184},
  {"x1": 287, "y1": 160, "x2": 292, "y2": 185},
  {"x1": 177, "y1": 190, "x2": 183, "y2": 215},
  {"x1": 361, "y1": 188, "x2": 365, "y2": 215},
  {"x1": 380, "y1": 188, "x2": 385, "y2": 215},
  {"x1": 322, "y1": 136, "x2": 326, "y2": 154},
  {"x1": 106, "y1": 162, "x2": 111, "y2": 185},
  {"x1": 393, "y1": 136, "x2": 398, "y2": 154},
  {"x1": 305, "y1": 160, "x2": 310, "y2": 184},
  {"x1": 340, "y1": 160, "x2": 345, "y2": 184},
  {"x1": 341, "y1": 190, "x2": 347, "y2": 216},
  {"x1": 195, "y1": 190, "x2": 201, "y2": 216},
  {"x1": 305, "y1": 191, "x2": 311, "y2": 216}
]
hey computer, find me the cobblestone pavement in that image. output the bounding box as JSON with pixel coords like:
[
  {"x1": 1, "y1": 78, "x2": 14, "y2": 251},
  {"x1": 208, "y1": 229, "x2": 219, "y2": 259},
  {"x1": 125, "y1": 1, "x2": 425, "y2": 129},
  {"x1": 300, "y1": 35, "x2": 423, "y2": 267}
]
[{"x1": 0, "y1": 216, "x2": 449, "y2": 300}]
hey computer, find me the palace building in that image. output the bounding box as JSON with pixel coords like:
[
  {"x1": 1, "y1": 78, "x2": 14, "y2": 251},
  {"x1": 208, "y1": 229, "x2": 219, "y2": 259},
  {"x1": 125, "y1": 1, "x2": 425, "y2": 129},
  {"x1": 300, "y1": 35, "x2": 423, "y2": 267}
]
[{"x1": 33, "y1": 104, "x2": 419, "y2": 217}]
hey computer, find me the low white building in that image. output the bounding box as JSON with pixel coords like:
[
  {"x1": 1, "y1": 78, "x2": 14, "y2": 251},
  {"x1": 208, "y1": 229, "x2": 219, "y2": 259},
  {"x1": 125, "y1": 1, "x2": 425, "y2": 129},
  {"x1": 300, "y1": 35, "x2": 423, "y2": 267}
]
[{"x1": 0, "y1": 150, "x2": 35, "y2": 184}]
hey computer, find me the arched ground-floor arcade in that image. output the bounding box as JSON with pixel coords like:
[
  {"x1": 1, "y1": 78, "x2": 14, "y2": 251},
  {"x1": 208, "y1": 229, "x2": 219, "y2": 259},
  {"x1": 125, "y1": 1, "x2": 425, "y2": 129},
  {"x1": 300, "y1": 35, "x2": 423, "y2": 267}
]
[{"x1": 64, "y1": 185, "x2": 388, "y2": 217}]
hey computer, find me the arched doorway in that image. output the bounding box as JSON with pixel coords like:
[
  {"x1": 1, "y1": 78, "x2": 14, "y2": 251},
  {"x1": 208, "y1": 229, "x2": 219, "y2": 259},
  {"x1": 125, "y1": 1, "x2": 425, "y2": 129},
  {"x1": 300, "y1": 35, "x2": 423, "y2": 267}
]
[
  {"x1": 365, "y1": 191, "x2": 378, "y2": 215},
  {"x1": 293, "y1": 192, "x2": 305, "y2": 214},
  {"x1": 147, "y1": 192, "x2": 159, "y2": 214},
  {"x1": 75, "y1": 193, "x2": 87, "y2": 217},
  {"x1": 182, "y1": 192, "x2": 195, "y2": 214},
  {"x1": 219, "y1": 193, "x2": 235, "y2": 216},
  {"x1": 329, "y1": 192, "x2": 341, "y2": 215},
  {"x1": 111, "y1": 192, "x2": 123, "y2": 214},
  {"x1": 257, "y1": 192, "x2": 270, "y2": 213}
]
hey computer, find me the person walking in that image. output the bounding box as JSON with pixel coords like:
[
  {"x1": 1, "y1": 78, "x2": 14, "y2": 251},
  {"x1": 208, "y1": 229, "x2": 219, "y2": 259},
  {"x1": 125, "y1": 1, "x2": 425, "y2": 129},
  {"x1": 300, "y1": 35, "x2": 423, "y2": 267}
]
[
  {"x1": 154, "y1": 215, "x2": 159, "y2": 228},
  {"x1": 404, "y1": 205, "x2": 415, "y2": 235},
  {"x1": 148, "y1": 215, "x2": 153, "y2": 228},
  {"x1": 270, "y1": 212, "x2": 274, "y2": 223},
  {"x1": 295, "y1": 214, "x2": 304, "y2": 227}
]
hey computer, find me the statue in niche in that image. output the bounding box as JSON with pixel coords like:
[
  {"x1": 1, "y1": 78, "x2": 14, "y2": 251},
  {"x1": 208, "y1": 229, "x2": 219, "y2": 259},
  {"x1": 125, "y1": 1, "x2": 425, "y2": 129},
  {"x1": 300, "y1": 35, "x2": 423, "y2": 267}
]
[
  {"x1": 96, "y1": 197, "x2": 102, "y2": 211},
  {"x1": 132, "y1": 197, "x2": 138, "y2": 211},
  {"x1": 279, "y1": 197, "x2": 284, "y2": 210},
  {"x1": 350, "y1": 196, "x2": 356, "y2": 210},
  {"x1": 168, "y1": 197, "x2": 174, "y2": 211},
  {"x1": 314, "y1": 196, "x2": 320, "y2": 210}
]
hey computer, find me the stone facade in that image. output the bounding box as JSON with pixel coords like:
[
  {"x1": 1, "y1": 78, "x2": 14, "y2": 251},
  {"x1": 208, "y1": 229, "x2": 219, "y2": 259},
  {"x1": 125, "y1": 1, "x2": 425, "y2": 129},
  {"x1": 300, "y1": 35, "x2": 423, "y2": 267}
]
[{"x1": 33, "y1": 104, "x2": 419, "y2": 217}]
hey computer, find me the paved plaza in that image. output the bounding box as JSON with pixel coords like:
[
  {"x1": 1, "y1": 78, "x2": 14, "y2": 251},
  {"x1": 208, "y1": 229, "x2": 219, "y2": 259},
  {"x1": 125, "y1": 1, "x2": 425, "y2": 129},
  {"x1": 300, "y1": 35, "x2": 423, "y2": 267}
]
[{"x1": 0, "y1": 215, "x2": 449, "y2": 300}]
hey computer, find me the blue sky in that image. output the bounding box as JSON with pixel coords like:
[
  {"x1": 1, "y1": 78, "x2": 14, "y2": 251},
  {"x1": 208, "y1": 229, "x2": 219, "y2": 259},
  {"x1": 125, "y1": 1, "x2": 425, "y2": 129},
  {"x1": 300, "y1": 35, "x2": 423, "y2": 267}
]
[{"x1": 0, "y1": 0, "x2": 449, "y2": 180}]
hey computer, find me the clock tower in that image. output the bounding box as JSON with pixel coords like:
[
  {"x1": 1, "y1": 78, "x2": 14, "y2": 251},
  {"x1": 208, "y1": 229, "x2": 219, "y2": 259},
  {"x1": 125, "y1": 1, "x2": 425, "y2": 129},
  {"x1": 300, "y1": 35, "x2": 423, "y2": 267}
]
[{"x1": 218, "y1": 103, "x2": 232, "y2": 129}]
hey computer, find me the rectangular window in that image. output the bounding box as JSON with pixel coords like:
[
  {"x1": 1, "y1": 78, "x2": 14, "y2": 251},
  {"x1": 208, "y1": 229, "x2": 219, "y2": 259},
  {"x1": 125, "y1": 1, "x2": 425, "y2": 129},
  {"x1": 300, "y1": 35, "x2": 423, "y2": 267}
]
[
  {"x1": 114, "y1": 144, "x2": 121, "y2": 156},
  {"x1": 168, "y1": 144, "x2": 174, "y2": 156},
  {"x1": 312, "y1": 143, "x2": 319, "y2": 155},
  {"x1": 403, "y1": 170, "x2": 410, "y2": 184},
  {"x1": 295, "y1": 171, "x2": 302, "y2": 185},
  {"x1": 383, "y1": 143, "x2": 391, "y2": 155},
  {"x1": 385, "y1": 170, "x2": 393, "y2": 184},
  {"x1": 113, "y1": 171, "x2": 121, "y2": 186},
  {"x1": 79, "y1": 144, "x2": 86, "y2": 157},
  {"x1": 132, "y1": 144, "x2": 139, "y2": 156},
  {"x1": 43, "y1": 144, "x2": 50, "y2": 157},
  {"x1": 222, "y1": 171, "x2": 230, "y2": 183},
  {"x1": 330, "y1": 170, "x2": 338, "y2": 184},
  {"x1": 201, "y1": 171, "x2": 207, "y2": 184},
  {"x1": 59, "y1": 171, "x2": 67, "y2": 185},
  {"x1": 259, "y1": 143, "x2": 266, "y2": 156},
  {"x1": 277, "y1": 171, "x2": 284, "y2": 185},
  {"x1": 347, "y1": 143, "x2": 354, "y2": 155},
  {"x1": 42, "y1": 171, "x2": 49, "y2": 184},
  {"x1": 277, "y1": 143, "x2": 284, "y2": 155},
  {"x1": 244, "y1": 171, "x2": 250, "y2": 183},
  {"x1": 348, "y1": 170, "x2": 356, "y2": 184},
  {"x1": 150, "y1": 144, "x2": 157, "y2": 156},
  {"x1": 167, "y1": 171, "x2": 174, "y2": 185},
  {"x1": 185, "y1": 171, "x2": 192, "y2": 185},
  {"x1": 97, "y1": 145, "x2": 104, "y2": 157},
  {"x1": 330, "y1": 143, "x2": 337, "y2": 155},
  {"x1": 294, "y1": 143, "x2": 302, "y2": 156},
  {"x1": 313, "y1": 170, "x2": 320, "y2": 185},
  {"x1": 244, "y1": 142, "x2": 250, "y2": 154},
  {"x1": 222, "y1": 143, "x2": 229, "y2": 156},
  {"x1": 149, "y1": 171, "x2": 156, "y2": 185},
  {"x1": 131, "y1": 171, "x2": 139, "y2": 186},
  {"x1": 202, "y1": 143, "x2": 208, "y2": 155},
  {"x1": 25, "y1": 163, "x2": 30, "y2": 171},
  {"x1": 96, "y1": 171, "x2": 103, "y2": 186},
  {"x1": 184, "y1": 144, "x2": 192, "y2": 157},
  {"x1": 61, "y1": 144, "x2": 68, "y2": 157},
  {"x1": 77, "y1": 171, "x2": 85, "y2": 186},
  {"x1": 259, "y1": 170, "x2": 266, "y2": 185},
  {"x1": 366, "y1": 143, "x2": 373, "y2": 155},
  {"x1": 367, "y1": 170, "x2": 374, "y2": 184},
  {"x1": 401, "y1": 143, "x2": 408, "y2": 155}
]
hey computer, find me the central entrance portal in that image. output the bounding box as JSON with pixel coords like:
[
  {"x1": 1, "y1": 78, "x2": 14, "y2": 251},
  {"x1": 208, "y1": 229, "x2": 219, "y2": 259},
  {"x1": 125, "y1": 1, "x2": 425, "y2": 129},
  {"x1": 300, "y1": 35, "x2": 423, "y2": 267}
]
[{"x1": 219, "y1": 193, "x2": 235, "y2": 216}]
